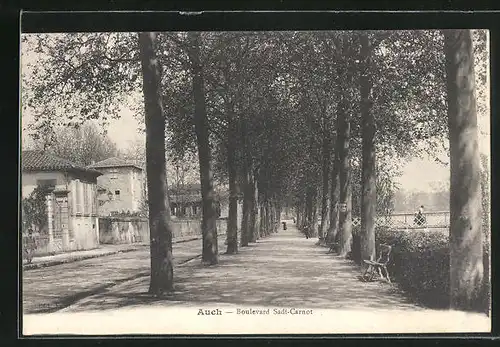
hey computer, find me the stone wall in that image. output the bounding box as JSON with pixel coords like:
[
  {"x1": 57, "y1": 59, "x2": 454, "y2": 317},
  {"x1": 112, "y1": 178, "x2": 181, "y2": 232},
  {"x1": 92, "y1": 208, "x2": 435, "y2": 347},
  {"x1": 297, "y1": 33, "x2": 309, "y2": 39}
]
[{"x1": 99, "y1": 217, "x2": 228, "y2": 244}]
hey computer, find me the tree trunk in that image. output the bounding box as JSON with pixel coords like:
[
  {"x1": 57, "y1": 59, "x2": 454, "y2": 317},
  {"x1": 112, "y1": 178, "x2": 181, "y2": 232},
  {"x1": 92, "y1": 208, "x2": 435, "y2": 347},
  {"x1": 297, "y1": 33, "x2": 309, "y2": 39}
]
[
  {"x1": 255, "y1": 200, "x2": 261, "y2": 240},
  {"x1": 337, "y1": 95, "x2": 352, "y2": 257},
  {"x1": 251, "y1": 173, "x2": 259, "y2": 242},
  {"x1": 311, "y1": 191, "x2": 318, "y2": 237},
  {"x1": 226, "y1": 120, "x2": 238, "y2": 254},
  {"x1": 326, "y1": 149, "x2": 340, "y2": 244},
  {"x1": 240, "y1": 166, "x2": 251, "y2": 247},
  {"x1": 265, "y1": 201, "x2": 272, "y2": 235},
  {"x1": 188, "y1": 32, "x2": 218, "y2": 265},
  {"x1": 319, "y1": 135, "x2": 331, "y2": 243},
  {"x1": 360, "y1": 32, "x2": 377, "y2": 263},
  {"x1": 443, "y1": 29, "x2": 484, "y2": 311},
  {"x1": 295, "y1": 204, "x2": 302, "y2": 230},
  {"x1": 300, "y1": 201, "x2": 307, "y2": 231},
  {"x1": 138, "y1": 32, "x2": 174, "y2": 294},
  {"x1": 305, "y1": 186, "x2": 314, "y2": 234},
  {"x1": 269, "y1": 199, "x2": 275, "y2": 233},
  {"x1": 260, "y1": 203, "x2": 266, "y2": 237},
  {"x1": 250, "y1": 171, "x2": 259, "y2": 242},
  {"x1": 274, "y1": 200, "x2": 279, "y2": 233},
  {"x1": 276, "y1": 201, "x2": 282, "y2": 231}
]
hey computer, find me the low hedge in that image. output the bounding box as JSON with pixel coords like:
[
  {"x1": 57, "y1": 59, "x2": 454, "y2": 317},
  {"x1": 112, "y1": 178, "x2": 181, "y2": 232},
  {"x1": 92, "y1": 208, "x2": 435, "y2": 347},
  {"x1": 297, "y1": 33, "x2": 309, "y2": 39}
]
[
  {"x1": 376, "y1": 227, "x2": 450, "y2": 308},
  {"x1": 351, "y1": 226, "x2": 490, "y2": 313}
]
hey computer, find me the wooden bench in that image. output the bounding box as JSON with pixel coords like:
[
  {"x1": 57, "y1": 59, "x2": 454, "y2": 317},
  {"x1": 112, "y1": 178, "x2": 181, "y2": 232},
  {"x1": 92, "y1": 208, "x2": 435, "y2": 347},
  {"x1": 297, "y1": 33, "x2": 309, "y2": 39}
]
[{"x1": 361, "y1": 244, "x2": 392, "y2": 283}]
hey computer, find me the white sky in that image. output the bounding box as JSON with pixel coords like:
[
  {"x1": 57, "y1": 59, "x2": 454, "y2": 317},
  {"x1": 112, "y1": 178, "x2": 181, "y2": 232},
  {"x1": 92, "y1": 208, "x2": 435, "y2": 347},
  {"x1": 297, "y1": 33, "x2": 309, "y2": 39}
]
[{"x1": 106, "y1": 106, "x2": 144, "y2": 149}]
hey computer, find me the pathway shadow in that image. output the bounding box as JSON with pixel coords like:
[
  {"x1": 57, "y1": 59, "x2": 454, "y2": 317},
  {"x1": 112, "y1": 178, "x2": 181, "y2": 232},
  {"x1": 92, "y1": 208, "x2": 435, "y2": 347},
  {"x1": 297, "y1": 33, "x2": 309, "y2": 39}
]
[{"x1": 65, "y1": 229, "x2": 422, "y2": 313}]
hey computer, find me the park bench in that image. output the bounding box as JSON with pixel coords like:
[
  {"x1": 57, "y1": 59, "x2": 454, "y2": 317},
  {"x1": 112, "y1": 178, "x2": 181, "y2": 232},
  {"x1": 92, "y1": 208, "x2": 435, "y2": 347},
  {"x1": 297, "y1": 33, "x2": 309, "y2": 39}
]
[{"x1": 361, "y1": 244, "x2": 392, "y2": 283}]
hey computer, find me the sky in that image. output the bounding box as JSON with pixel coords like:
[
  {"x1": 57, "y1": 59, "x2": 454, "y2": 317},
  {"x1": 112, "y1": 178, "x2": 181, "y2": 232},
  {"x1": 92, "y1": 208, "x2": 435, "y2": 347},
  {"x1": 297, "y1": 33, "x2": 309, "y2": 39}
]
[{"x1": 106, "y1": 107, "x2": 145, "y2": 150}]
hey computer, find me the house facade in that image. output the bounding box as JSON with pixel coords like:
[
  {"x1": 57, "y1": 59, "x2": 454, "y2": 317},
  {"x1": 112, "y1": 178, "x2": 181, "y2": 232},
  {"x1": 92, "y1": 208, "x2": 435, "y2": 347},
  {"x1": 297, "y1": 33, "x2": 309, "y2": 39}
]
[
  {"x1": 87, "y1": 157, "x2": 144, "y2": 216},
  {"x1": 21, "y1": 150, "x2": 102, "y2": 254}
]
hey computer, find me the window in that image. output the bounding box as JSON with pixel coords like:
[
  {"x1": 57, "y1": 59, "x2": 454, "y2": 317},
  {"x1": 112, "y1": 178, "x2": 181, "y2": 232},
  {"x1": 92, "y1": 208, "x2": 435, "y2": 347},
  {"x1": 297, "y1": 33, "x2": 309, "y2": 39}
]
[
  {"x1": 110, "y1": 169, "x2": 118, "y2": 179},
  {"x1": 115, "y1": 190, "x2": 121, "y2": 200}
]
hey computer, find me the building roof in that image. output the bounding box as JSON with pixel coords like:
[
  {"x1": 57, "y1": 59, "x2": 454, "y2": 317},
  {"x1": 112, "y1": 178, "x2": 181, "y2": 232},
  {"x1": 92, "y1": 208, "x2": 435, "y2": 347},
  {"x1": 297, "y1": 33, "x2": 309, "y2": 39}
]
[
  {"x1": 22, "y1": 150, "x2": 102, "y2": 176},
  {"x1": 87, "y1": 157, "x2": 143, "y2": 170}
]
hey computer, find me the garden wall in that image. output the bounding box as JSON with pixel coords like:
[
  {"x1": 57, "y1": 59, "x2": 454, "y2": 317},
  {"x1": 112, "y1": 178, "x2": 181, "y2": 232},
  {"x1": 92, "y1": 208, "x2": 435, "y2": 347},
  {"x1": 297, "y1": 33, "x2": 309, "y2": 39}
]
[{"x1": 98, "y1": 216, "x2": 227, "y2": 244}]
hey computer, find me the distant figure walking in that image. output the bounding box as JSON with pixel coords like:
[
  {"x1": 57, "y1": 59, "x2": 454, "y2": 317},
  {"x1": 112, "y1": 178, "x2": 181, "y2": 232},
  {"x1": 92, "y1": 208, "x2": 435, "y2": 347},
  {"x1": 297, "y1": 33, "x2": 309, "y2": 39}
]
[
  {"x1": 414, "y1": 205, "x2": 426, "y2": 226},
  {"x1": 304, "y1": 225, "x2": 310, "y2": 239}
]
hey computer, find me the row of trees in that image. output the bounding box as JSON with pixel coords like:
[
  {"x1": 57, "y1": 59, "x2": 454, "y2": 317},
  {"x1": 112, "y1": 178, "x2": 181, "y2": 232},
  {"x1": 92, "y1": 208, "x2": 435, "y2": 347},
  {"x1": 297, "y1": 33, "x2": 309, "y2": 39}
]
[{"x1": 22, "y1": 29, "x2": 487, "y2": 310}]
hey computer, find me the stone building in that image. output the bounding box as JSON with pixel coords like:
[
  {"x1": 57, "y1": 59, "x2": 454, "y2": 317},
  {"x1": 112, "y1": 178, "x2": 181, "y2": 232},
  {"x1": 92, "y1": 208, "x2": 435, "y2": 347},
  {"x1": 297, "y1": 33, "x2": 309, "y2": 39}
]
[
  {"x1": 21, "y1": 150, "x2": 102, "y2": 254},
  {"x1": 87, "y1": 157, "x2": 144, "y2": 216}
]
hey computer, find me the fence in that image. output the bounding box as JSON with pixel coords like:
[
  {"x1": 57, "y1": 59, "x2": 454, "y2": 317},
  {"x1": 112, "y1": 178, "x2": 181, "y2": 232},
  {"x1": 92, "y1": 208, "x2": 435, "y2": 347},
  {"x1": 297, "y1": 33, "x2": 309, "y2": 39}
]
[{"x1": 351, "y1": 211, "x2": 450, "y2": 230}]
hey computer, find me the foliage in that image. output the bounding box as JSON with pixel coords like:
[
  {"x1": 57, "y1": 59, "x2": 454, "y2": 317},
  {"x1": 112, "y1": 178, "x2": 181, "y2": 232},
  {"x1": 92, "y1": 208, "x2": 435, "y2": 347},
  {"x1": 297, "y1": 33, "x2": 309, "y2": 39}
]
[
  {"x1": 22, "y1": 31, "x2": 456, "y2": 209},
  {"x1": 22, "y1": 185, "x2": 51, "y2": 235},
  {"x1": 22, "y1": 185, "x2": 52, "y2": 263},
  {"x1": 28, "y1": 122, "x2": 119, "y2": 166},
  {"x1": 22, "y1": 33, "x2": 140, "y2": 131}
]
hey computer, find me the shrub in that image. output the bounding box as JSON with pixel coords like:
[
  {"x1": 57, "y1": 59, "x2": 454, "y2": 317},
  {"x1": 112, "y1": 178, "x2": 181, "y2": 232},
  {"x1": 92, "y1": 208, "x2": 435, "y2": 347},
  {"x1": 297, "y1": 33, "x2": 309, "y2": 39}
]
[
  {"x1": 375, "y1": 226, "x2": 489, "y2": 313},
  {"x1": 376, "y1": 227, "x2": 449, "y2": 308},
  {"x1": 22, "y1": 185, "x2": 52, "y2": 263},
  {"x1": 22, "y1": 185, "x2": 51, "y2": 236}
]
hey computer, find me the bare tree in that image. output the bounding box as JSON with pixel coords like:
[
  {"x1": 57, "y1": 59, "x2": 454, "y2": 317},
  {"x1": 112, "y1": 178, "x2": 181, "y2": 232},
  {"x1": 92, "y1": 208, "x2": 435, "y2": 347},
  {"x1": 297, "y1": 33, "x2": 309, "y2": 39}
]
[{"x1": 31, "y1": 122, "x2": 119, "y2": 166}]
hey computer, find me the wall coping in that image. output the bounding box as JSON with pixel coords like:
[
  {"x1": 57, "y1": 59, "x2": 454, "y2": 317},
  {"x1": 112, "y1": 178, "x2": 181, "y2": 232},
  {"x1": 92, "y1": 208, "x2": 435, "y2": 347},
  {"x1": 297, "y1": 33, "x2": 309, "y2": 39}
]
[
  {"x1": 99, "y1": 216, "x2": 149, "y2": 222},
  {"x1": 99, "y1": 217, "x2": 227, "y2": 223}
]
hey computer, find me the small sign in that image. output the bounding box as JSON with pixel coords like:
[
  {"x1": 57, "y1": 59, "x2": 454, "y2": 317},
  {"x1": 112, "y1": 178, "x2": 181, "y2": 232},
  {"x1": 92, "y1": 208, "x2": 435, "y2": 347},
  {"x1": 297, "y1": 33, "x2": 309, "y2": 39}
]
[{"x1": 339, "y1": 203, "x2": 347, "y2": 213}]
